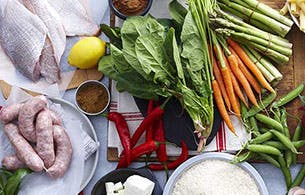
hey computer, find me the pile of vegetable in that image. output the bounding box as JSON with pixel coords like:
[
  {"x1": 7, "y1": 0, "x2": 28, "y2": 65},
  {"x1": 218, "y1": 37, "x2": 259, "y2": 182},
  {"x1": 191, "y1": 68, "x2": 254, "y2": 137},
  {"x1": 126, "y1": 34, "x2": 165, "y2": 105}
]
[
  {"x1": 232, "y1": 84, "x2": 305, "y2": 191},
  {"x1": 104, "y1": 101, "x2": 188, "y2": 174},
  {"x1": 0, "y1": 168, "x2": 31, "y2": 195},
  {"x1": 99, "y1": 0, "x2": 293, "y2": 151}
]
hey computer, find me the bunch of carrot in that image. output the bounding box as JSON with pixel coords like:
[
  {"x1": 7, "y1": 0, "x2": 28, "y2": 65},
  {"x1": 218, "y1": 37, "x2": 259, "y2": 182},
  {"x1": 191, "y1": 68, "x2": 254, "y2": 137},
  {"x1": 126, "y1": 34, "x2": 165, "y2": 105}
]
[{"x1": 210, "y1": 33, "x2": 277, "y2": 135}]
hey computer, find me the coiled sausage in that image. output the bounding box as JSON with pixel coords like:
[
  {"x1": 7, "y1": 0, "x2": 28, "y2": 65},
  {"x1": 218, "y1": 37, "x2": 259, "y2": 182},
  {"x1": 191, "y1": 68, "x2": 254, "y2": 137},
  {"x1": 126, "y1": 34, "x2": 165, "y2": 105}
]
[
  {"x1": 2, "y1": 154, "x2": 26, "y2": 171},
  {"x1": 18, "y1": 95, "x2": 47, "y2": 142},
  {"x1": 0, "y1": 103, "x2": 23, "y2": 123},
  {"x1": 4, "y1": 123, "x2": 44, "y2": 171},
  {"x1": 47, "y1": 125, "x2": 72, "y2": 179},
  {"x1": 36, "y1": 109, "x2": 55, "y2": 168}
]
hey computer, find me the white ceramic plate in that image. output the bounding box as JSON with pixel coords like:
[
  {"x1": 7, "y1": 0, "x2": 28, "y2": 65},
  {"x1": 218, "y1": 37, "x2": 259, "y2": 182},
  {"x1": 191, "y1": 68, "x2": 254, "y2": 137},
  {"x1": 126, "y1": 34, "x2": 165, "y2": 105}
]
[
  {"x1": 163, "y1": 152, "x2": 268, "y2": 195},
  {"x1": 51, "y1": 98, "x2": 99, "y2": 191}
]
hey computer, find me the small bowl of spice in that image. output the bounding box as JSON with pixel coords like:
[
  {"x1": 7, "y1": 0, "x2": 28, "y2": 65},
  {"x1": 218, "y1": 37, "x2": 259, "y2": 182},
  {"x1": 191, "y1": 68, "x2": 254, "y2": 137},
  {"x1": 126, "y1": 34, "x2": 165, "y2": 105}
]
[
  {"x1": 75, "y1": 80, "x2": 110, "y2": 116},
  {"x1": 109, "y1": 0, "x2": 153, "y2": 20}
]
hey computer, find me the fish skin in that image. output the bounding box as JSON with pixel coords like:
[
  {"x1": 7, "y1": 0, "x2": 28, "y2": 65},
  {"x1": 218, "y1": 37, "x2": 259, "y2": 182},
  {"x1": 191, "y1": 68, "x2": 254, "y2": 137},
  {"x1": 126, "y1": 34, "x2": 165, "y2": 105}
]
[
  {"x1": 23, "y1": 0, "x2": 66, "y2": 83},
  {"x1": 48, "y1": 0, "x2": 100, "y2": 36},
  {"x1": 0, "y1": 0, "x2": 47, "y2": 81}
]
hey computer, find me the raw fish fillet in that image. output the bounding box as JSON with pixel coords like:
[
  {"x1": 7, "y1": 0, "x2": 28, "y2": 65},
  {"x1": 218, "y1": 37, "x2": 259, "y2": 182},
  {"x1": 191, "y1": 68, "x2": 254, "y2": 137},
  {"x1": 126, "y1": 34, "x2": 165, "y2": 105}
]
[
  {"x1": 0, "y1": 0, "x2": 47, "y2": 81},
  {"x1": 48, "y1": 0, "x2": 100, "y2": 36},
  {"x1": 23, "y1": 0, "x2": 66, "y2": 83}
]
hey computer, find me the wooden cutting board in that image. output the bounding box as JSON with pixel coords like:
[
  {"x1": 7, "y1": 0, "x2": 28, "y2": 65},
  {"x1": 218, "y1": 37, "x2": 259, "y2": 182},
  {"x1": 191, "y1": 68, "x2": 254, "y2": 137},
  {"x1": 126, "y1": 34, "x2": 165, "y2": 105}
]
[
  {"x1": 107, "y1": 1, "x2": 305, "y2": 163},
  {"x1": 0, "y1": 68, "x2": 103, "y2": 99}
]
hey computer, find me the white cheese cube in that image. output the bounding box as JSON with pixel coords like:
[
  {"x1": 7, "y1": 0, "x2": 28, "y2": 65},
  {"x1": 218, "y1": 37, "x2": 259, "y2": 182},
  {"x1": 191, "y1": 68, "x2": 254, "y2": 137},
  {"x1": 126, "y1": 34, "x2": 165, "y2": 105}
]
[
  {"x1": 124, "y1": 175, "x2": 155, "y2": 195},
  {"x1": 105, "y1": 182, "x2": 115, "y2": 195},
  {"x1": 114, "y1": 182, "x2": 124, "y2": 191},
  {"x1": 113, "y1": 190, "x2": 125, "y2": 195}
]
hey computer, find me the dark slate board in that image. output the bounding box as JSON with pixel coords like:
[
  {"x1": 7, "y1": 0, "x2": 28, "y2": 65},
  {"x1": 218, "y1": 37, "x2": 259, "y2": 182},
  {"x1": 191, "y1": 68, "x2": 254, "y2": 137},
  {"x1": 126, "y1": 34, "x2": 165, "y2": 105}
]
[{"x1": 134, "y1": 97, "x2": 222, "y2": 151}]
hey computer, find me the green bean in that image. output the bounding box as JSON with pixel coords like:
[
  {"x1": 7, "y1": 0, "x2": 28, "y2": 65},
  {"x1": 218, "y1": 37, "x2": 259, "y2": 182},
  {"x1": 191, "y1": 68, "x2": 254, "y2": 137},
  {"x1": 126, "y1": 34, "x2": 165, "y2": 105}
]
[
  {"x1": 245, "y1": 93, "x2": 277, "y2": 118},
  {"x1": 249, "y1": 117, "x2": 260, "y2": 137},
  {"x1": 280, "y1": 108, "x2": 290, "y2": 138},
  {"x1": 272, "y1": 83, "x2": 304, "y2": 108},
  {"x1": 258, "y1": 153, "x2": 280, "y2": 168},
  {"x1": 264, "y1": 140, "x2": 305, "y2": 150},
  {"x1": 259, "y1": 128, "x2": 269, "y2": 134},
  {"x1": 270, "y1": 130, "x2": 298, "y2": 154},
  {"x1": 273, "y1": 107, "x2": 281, "y2": 123},
  {"x1": 255, "y1": 114, "x2": 283, "y2": 131},
  {"x1": 292, "y1": 123, "x2": 303, "y2": 164},
  {"x1": 231, "y1": 151, "x2": 254, "y2": 164},
  {"x1": 285, "y1": 150, "x2": 292, "y2": 168},
  {"x1": 291, "y1": 164, "x2": 305, "y2": 188},
  {"x1": 250, "y1": 132, "x2": 273, "y2": 144},
  {"x1": 246, "y1": 144, "x2": 282, "y2": 156},
  {"x1": 293, "y1": 123, "x2": 303, "y2": 142},
  {"x1": 278, "y1": 156, "x2": 292, "y2": 189},
  {"x1": 264, "y1": 141, "x2": 286, "y2": 150},
  {"x1": 293, "y1": 140, "x2": 305, "y2": 148},
  {"x1": 241, "y1": 101, "x2": 251, "y2": 133}
]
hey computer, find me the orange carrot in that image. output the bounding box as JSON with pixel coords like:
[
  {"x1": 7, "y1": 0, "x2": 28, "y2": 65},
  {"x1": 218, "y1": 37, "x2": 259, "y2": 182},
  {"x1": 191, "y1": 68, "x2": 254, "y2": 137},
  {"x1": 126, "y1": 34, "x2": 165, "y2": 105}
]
[
  {"x1": 221, "y1": 67, "x2": 241, "y2": 117},
  {"x1": 227, "y1": 39, "x2": 275, "y2": 93},
  {"x1": 228, "y1": 54, "x2": 258, "y2": 107},
  {"x1": 229, "y1": 47, "x2": 262, "y2": 94},
  {"x1": 221, "y1": 51, "x2": 248, "y2": 108},
  {"x1": 211, "y1": 55, "x2": 231, "y2": 110},
  {"x1": 212, "y1": 80, "x2": 235, "y2": 135},
  {"x1": 214, "y1": 45, "x2": 241, "y2": 117}
]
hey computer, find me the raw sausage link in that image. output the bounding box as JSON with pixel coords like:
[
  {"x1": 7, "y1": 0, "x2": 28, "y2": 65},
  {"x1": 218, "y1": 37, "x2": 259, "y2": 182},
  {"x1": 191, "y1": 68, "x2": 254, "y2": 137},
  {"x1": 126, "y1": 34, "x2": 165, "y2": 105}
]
[
  {"x1": 3, "y1": 123, "x2": 44, "y2": 171},
  {"x1": 47, "y1": 125, "x2": 72, "y2": 179},
  {"x1": 36, "y1": 109, "x2": 55, "y2": 168},
  {"x1": 2, "y1": 154, "x2": 26, "y2": 171},
  {"x1": 18, "y1": 95, "x2": 48, "y2": 142},
  {"x1": 0, "y1": 103, "x2": 24, "y2": 124},
  {"x1": 49, "y1": 109, "x2": 62, "y2": 125}
]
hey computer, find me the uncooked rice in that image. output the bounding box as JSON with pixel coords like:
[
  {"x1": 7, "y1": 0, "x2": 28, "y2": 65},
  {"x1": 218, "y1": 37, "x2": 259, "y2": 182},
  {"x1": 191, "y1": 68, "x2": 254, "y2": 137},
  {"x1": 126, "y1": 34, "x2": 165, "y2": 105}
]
[{"x1": 172, "y1": 159, "x2": 260, "y2": 195}]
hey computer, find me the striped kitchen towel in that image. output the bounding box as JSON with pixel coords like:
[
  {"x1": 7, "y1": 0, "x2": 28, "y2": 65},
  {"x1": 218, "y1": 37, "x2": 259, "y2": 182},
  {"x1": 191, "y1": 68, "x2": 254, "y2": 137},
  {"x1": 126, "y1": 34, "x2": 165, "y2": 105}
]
[{"x1": 108, "y1": 81, "x2": 251, "y2": 156}]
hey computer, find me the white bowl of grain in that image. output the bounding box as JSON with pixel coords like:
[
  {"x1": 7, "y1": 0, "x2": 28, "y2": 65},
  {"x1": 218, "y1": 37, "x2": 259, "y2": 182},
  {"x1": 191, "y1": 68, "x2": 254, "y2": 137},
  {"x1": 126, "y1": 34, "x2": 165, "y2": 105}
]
[{"x1": 163, "y1": 152, "x2": 268, "y2": 195}]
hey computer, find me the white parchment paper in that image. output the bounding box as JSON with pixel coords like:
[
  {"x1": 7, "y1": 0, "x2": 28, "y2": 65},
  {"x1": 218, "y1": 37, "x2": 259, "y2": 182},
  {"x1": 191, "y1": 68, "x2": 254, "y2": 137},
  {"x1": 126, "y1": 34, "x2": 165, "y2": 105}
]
[{"x1": 0, "y1": 87, "x2": 86, "y2": 195}]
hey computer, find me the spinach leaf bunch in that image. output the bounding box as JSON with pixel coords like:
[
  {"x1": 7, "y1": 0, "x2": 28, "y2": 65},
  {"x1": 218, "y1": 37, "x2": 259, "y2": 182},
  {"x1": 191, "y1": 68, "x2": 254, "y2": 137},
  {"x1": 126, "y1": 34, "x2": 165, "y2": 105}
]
[{"x1": 99, "y1": 0, "x2": 215, "y2": 151}]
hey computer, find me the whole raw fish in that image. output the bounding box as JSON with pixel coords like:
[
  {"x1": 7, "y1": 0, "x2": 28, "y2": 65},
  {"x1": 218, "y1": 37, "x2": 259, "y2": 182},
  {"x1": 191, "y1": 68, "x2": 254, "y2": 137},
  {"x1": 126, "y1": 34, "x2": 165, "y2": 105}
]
[
  {"x1": 48, "y1": 0, "x2": 100, "y2": 36},
  {"x1": 23, "y1": 0, "x2": 66, "y2": 83},
  {"x1": 0, "y1": 0, "x2": 47, "y2": 81}
]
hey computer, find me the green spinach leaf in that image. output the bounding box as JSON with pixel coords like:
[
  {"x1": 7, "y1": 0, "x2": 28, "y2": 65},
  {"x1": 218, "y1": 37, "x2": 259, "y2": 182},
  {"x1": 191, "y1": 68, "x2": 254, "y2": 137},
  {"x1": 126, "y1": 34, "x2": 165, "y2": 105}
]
[
  {"x1": 110, "y1": 44, "x2": 134, "y2": 74},
  {"x1": 98, "y1": 55, "x2": 118, "y2": 80},
  {"x1": 169, "y1": 0, "x2": 187, "y2": 34},
  {"x1": 135, "y1": 34, "x2": 175, "y2": 87},
  {"x1": 164, "y1": 28, "x2": 185, "y2": 84},
  {"x1": 121, "y1": 15, "x2": 165, "y2": 81},
  {"x1": 100, "y1": 24, "x2": 122, "y2": 49}
]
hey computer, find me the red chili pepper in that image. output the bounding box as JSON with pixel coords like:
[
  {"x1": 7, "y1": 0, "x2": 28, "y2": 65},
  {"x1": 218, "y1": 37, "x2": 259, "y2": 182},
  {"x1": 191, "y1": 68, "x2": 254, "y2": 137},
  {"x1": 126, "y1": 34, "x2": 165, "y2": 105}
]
[
  {"x1": 117, "y1": 141, "x2": 160, "y2": 169},
  {"x1": 107, "y1": 112, "x2": 132, "y2": 165},
  {"x1": 148, "y1": 141, "x2": 188, "y2": 171},
  {"x1": 78, "y1": 192, "x2": 84, "y2": 195},
  {"x1": 145, "y1": 100, "x2": 155, "y2": 144},
  {"x1": 131, "y1": 106, "x2": 164, "y2": 147},
  {"x1": 154, "y1": 119, "x2": 167, "y2": 163}
]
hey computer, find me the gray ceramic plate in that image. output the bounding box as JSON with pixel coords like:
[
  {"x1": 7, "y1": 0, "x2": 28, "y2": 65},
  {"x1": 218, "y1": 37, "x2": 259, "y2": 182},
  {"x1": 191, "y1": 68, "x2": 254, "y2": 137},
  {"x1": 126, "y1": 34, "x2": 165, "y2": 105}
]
[
  {"x1": 51, "y1": 98, "x2": 99, "y2": 191},
  {"x1": 163, "y1": 152, "x2": 268, "y2": 195}
]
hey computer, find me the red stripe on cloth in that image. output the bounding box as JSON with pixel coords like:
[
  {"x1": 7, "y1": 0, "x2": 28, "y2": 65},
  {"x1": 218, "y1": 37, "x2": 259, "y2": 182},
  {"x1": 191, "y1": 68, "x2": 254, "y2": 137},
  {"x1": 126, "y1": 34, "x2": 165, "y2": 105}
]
[
  {"x1": 121, "y1": 112, "x2": 142, "y2": 115},
  {"x1": 216, "y1": 127, "x2": 219, "y2": 152},
  {"x1": 123, "y1": 114, "x2": 143, "y2": 119},
  {"x1": 217, "y1": 122, "x2": 225, "y2": 152},
  {"x1": 125, "y1": 118, "x2": 144, "y2": 122},
  {"x1": 223, "y1": 122, "x2": 227, "y2": 151}
]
